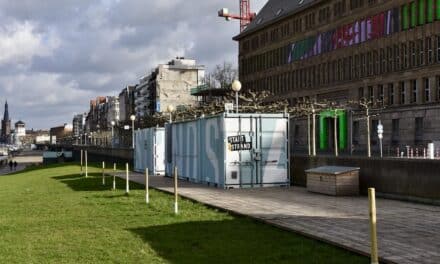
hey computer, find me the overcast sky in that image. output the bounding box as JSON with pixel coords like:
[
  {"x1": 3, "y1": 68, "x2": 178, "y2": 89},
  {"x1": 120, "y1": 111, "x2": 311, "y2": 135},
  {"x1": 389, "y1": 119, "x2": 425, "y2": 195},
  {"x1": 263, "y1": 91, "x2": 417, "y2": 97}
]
[{"x1": 0, "y1": 0, "x2": 266, "y2": 129}]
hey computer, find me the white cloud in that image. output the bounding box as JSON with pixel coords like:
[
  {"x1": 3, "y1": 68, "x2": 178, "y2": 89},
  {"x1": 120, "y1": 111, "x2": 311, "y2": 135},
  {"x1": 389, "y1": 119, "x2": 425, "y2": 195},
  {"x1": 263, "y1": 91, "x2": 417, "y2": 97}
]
[
  {"x1": 0, "y1": 0, "x2": 268, "y2": 129},
  {"x1": 0, "y1": 21, "x2": 59, "y2": 68}
]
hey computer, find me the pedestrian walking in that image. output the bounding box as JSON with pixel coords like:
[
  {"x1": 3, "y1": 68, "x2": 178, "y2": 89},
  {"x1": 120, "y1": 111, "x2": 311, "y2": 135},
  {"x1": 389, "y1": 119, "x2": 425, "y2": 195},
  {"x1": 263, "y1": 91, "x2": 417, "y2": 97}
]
[
  {"x1": 13, "y1": 161, "x2": 17, "y2": 171},
  {"x1": 8, "y1": 160, "x2": 13, "y2": 171}
]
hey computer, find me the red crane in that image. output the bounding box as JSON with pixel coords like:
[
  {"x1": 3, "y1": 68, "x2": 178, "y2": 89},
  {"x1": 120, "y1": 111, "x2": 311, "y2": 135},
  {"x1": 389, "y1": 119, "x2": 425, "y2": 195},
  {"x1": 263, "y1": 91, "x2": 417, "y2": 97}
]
[{"x1": 218, "y1": 0, "x2": 256, "y2": 32}]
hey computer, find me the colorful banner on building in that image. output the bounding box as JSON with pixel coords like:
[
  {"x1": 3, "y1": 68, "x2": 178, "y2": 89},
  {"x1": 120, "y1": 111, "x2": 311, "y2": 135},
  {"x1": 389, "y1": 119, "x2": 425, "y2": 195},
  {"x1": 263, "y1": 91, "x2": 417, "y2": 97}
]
[{"x1": 287, "y1": 8, "x2": 402, "y2": 64}]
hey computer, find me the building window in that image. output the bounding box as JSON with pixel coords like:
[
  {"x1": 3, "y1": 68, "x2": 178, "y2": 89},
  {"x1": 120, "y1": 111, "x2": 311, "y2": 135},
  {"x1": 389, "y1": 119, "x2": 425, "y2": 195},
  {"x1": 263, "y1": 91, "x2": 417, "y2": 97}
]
[
  {"x1": 415, "y1": 117, "x2": 424, "y2": 144},
  {"x1": 437, "y1": 35, "x2": 440, "y2": 62},
  {"x1": 352, "y1": 120, "x2": 360, "y2": 145},
  {"x1": 427, "y1": 37, "x2": 433, "y2": 64},
  {"x1": 410, "y1": 41, "x2": 416, "y2": 67},
  {"x1": 402, "y1": 43, "x2": 408, "y2": 69},
  {"x1": 371, "y1": 119, "x2": 378, "y2": 145},
  {"x1": 394, "y1": 44, "x2": 400, "y2": 71},
  {"x1": 388, "y1": 83, "x2": 394, "y2": 105},
  {"x1": 392, "y1": 119, "x2": 400, "y2": 145},
  {"x1": 419, "y1": 39, "x2": 424, "y2": 66},
  {"x1": 358, "y1": 87, "x2": 364, "y2": 100},
  {"x1": 400, "y1": 82, "x2": 406, "y2": 104},
  {"x1": 368, "y1": 86, "x2": 374, "y2": 102},
  {"x1": 437, "y1": 76, "x2": 440, "y2": 101},
  {"x1": 424, "y1": 78, "x2": 431, "y2": 102},
  {"x1": 378, "y1": 85, "x2": 384, "y2": 105},
  {"x1": 387, "y1": 46, "x2": 393, "y2": 72},
  {"x1": 411, "y1": 79, "x2": 418, "y2": 103}
]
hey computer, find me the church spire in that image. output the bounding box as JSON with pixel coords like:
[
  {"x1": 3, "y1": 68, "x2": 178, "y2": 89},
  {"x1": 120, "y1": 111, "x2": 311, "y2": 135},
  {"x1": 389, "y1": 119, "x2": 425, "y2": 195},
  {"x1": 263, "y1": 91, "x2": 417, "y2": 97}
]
[{"x1": 3, "y1": 100, "x2": 9, "y2": 121}]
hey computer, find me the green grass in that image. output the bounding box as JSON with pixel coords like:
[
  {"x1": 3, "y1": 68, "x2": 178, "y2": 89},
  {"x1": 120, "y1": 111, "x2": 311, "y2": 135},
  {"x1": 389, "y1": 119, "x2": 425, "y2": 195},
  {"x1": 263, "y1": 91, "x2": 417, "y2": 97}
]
[{"x1": 0, "y1": 163, "x2": 369, "y2": 263}]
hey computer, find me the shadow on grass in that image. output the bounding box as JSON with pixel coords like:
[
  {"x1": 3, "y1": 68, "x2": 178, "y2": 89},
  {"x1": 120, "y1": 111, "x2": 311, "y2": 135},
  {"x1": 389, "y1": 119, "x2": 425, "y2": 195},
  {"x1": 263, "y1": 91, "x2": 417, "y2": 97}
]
[
  {"x1": 129, "y1": 220, "x2": 368, "y2": 264},
  {"x1": 52, "y1": 174, "x2": 144, "y2": 192}
]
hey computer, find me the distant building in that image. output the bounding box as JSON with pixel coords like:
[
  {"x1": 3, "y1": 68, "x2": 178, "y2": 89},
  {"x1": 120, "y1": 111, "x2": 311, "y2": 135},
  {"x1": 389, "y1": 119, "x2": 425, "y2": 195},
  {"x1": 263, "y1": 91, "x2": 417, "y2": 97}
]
[
  {"x1": 119, "y1": 85, "x2": 136, "y2": 122},
  {"x1": 50, "y1": 124, "x2": 73, "y2": 144},
  {"x1": 1, "y1": 101, "x2": 11, "y2": 143},
  {"x1": 15, "y1": 121, "x2": 25, "y2": 137},
  {"x1": 106, "y1": 96, "x2": 120, "y2": 127},
  {"x1": 72, "y1": 113, "x2": 86, "y2": 138},
  {"x1": 139, "y1": 57, "x2": 205, "y2": 116}
]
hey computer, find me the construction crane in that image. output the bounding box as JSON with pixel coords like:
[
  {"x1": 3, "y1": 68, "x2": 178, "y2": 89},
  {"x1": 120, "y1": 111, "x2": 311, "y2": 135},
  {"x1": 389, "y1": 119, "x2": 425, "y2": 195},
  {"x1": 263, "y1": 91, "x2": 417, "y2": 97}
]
[{"x1": 218, "y1": 0, "x2": 256, "y2": 32}]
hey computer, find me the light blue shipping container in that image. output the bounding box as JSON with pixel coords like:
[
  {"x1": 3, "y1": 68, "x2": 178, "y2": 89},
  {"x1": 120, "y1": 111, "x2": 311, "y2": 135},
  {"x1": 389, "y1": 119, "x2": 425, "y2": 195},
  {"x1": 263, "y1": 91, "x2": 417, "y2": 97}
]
[
  {"x1": 134, "y1": 127, "x2": 166, "y2": 175},
  {"x1": 165, "y1": 112, "x2": 290, "y2": 188}
]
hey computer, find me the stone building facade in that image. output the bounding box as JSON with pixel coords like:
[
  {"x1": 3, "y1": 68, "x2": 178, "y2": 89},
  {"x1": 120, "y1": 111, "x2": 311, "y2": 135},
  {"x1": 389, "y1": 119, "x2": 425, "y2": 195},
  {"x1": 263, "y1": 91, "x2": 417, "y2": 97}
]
[
  {"x1": 234, "y1": 0, "x2": 440, "y2": 155},
  {"x1": 142, "y1": 57, "x2": 205, "y2": 115}
]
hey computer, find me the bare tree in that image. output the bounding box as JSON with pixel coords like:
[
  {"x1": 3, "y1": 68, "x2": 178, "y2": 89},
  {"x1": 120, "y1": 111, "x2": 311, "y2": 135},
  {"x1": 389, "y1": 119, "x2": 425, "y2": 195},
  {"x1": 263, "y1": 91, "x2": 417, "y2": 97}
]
[
  {"x1": 349, "y1": 98, "x2": 386, "y2": 158},
  {"x1": 204, "y1": 62, "x2": 238, "y2": 89}
]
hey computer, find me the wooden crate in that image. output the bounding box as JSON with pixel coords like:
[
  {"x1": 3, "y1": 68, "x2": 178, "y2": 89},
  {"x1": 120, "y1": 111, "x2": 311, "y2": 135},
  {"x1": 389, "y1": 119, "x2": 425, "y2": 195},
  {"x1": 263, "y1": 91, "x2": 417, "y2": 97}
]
[{"x1": 305, "y1": 166, "x2": 360, "y2": 196}]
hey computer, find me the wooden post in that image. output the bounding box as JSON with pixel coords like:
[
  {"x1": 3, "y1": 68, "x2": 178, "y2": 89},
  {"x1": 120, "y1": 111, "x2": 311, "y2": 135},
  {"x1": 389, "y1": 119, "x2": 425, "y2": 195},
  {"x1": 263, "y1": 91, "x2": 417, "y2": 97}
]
[
  {"x1": 102, "y1": 161, "x2": 105, "y2": 186},
  {"x1": 174, "y1": 166, "x2": 178, "y2": 214},
  {"x1": 85, "y1": 151, "x2": 88, "y2": 178},
  {"x1": 125, "y1": 163, "x2": 129, "y2": 194},
  {"x1": 368, "y1": 188, "x2": 379, "y2": 264},
  {"x1": 334, "y1": 115, "x2": 338, "y2": 157},
  {"x1": 80, "y1": 149, "x2": 83, "y2": 176},
  {"x1": 112, "y1": 163, "x2": 116, "y2": 191},
  {"x1": 307, "y1": 114, "x2": 311, "y2": 156},
  {"x1": 145, "y1": 168, "x2": 149, "y2": 204},
  {"x1": 367, "y1": 109, "x2": 371, "y2": 158}
]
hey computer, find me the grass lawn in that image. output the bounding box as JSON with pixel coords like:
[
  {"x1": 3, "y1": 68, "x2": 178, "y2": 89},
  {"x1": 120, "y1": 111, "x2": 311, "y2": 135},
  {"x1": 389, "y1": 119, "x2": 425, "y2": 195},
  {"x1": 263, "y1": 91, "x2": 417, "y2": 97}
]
[{"x1": 0, "y1": 163, "x2": 369, "y2": 263}]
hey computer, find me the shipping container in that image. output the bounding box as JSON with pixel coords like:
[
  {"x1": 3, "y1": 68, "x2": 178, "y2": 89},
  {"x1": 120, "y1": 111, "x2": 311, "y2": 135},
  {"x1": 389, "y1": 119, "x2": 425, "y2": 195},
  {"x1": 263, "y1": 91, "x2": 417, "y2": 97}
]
[
  {"x1": 165, "y1": 112, "x2": 290, "y2": 188},
  {"x1": 134, "y1": 127, "x2": 166, "y2": 175}
]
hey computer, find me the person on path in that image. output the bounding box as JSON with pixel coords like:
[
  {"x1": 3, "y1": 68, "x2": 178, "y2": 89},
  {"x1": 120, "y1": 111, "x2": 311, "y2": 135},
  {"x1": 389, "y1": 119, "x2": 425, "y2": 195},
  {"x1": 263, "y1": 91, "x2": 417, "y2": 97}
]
[
  {"x1": 13, "y1": 161, "x2": 17, "y2": 171},
  {"x1": 8, "y1": 160, "x2": 13, "y2": 171}
]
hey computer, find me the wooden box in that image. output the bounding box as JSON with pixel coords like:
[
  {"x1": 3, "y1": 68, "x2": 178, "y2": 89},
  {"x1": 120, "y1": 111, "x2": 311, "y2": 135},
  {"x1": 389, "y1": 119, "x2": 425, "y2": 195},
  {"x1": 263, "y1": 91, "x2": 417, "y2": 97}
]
[{"x1": 305, "y1": 166, "x2": 360, "y2": 196}]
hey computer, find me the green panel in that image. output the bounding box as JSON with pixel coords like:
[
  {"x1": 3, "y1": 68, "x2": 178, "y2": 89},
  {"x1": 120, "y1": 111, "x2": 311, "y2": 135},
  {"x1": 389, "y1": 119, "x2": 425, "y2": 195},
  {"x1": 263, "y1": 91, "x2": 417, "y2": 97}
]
[
  {"x1": 410, "y1": 2, "x2": 417, "y2": 27},
  {"x1": 319, "y1": 116, "x2": 328, "y2": 150},
  {"x1": 418, "y1": 0, "x2": 426, "y2": 24},
  {"x1": 338, "y1": 111, "x2": 347, "y2": 150},
  {"x1": 427, "y1": 0, "x2": 434, "y2": 22},
  {"x1": 402, "y1": 5, "x2": 409, "y2": 30},
  {"x1": 437, "y1": 0, "x2": 440, "y2": 19}
]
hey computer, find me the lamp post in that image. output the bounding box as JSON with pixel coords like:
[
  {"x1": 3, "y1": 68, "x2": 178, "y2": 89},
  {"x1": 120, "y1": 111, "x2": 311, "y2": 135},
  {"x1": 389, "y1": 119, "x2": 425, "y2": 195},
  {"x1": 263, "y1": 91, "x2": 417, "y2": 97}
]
[
  {"x1": 111, "y1": 121, "x2": 115, "y2": 148},
  {"x1": 167, "y1": 105, "x2": 175, "y2": 123},
  {"x1": 377, "y1": 120, "x2": 383, "y2": 158},
  {"x1": 130, "y1": 115, "x2": 136, "y2": 149},
  {"x1": 231, "y1": 80, "x2": 242, "y2": 113}
]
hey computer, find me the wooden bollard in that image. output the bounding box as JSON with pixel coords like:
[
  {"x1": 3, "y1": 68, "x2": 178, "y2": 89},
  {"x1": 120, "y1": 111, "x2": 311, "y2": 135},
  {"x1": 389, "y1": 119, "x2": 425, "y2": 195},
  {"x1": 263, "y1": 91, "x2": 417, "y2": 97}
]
[
  {"x1": 368, "y1": 188, "x2": 379, "y2": 264},
  {"x1": 145, "y1": 168, "x2": 149, "y2": 204},
  {"x1": 102, "y1": 161, "x2": 105, "y2": 186},
  {"x1": 174, "y1": 166, "x2": 178, "y2": 214},
  {"x1": 112, "y1": 163, "x2": 116, "y2": 191},
  {"x1": 80, "y1": 149, "x2": 83, "y2": 176},
  {"x1": 85, "y1": 151, "x2": 88, "y2": 178},
  {"x1": 125, "y1": 163, "x2": 129, "y2": 194}
]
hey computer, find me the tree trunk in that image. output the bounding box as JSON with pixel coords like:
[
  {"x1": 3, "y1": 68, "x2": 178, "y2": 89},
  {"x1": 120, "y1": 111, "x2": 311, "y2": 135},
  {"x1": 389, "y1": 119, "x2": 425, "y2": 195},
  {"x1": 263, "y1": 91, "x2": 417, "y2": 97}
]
[{"x1": 367, "y1": 108, "x2": 371, "y2": 158}]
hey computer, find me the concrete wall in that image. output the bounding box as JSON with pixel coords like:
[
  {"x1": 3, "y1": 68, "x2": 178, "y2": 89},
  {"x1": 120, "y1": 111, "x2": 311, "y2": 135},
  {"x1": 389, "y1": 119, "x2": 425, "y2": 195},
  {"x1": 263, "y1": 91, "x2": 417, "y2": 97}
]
[
  {"x1": 73, "y1": 146, "x2": 133, "y2": 167},
  {"x1": 292, "y1": 155, "x2": 440, "y2": 203}
]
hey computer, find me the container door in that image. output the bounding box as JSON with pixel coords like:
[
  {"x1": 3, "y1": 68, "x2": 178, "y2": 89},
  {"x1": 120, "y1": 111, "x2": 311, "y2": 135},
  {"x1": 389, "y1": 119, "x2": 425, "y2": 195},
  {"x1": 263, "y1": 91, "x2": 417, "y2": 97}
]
[
  {"x1": 154, "y1": 129, "x2": 165, "y2": 175},
  {"x1": 258, "y1": 117, "x2": 289, "y2": 186},
  {"x1": 225, "y1": 116, "x2": 257, "y2": 188}
]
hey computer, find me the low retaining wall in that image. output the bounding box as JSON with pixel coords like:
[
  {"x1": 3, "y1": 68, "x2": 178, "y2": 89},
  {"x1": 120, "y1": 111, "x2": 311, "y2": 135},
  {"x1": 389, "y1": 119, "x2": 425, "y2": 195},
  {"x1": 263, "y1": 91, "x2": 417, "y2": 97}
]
[
  {"x1": 292, "y1": 155, "x2": 440, "y2": 204},
  {"x1": 72, "y1": 147, "x2": 133, "y2": 167}
]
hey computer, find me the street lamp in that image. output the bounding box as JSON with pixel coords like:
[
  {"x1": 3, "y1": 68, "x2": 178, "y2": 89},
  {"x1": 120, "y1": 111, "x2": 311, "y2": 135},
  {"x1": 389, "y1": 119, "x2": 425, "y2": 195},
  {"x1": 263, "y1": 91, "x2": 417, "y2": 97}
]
[
  {"x1": 167, "y1": 105, "x2": 175, "y2": 123},
  {"x1": 111, "y1": 120, "x2": 115, "y2": 148},
  {"x1": 130, "y1": 115, "x2": 136, "y2": 149},
  {"x1": 231, "y1": 80, "x2": 242, "y2": 113},
  {"x1": 377, "y1": 121, "x2": 384, "y2": 158}
]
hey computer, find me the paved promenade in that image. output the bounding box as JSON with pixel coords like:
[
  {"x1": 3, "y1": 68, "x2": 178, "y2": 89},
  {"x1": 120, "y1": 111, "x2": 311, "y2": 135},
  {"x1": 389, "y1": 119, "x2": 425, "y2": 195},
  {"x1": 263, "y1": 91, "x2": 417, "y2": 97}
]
[{"x1": 112, "y1": 171, "x2": 440, "y2": 264}]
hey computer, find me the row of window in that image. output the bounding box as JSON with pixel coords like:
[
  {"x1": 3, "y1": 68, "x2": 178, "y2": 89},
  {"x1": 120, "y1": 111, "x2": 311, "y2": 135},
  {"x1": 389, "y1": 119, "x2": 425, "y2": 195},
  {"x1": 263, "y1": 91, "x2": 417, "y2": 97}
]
[
  {"x1": 243, "y1": 0, "x2": 351, "y2": 52},
  {"x1": 353, "y1": 117, "x2": 424, "y2": 146},
  {"x1": 242, "y1": 2, "x2": 440, "y2": 74},
  {"x1": 243, "y1": 36, "x2": 440, "y2": 96},
  {"x1": 358, "y1": 77, "x2": 440, "y2": 106}
]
